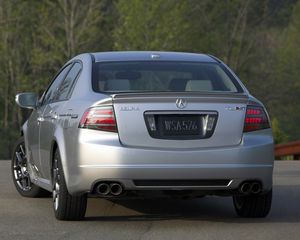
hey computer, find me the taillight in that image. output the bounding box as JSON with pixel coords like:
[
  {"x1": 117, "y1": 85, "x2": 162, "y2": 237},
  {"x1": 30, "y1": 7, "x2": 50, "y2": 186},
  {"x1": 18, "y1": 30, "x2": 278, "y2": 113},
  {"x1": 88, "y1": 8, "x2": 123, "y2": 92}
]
[
  {"x1": 243, "y1": 105, "x2": 270, "y2": 132},
  {"x1": 79, "y1": 106, "x2": 117, "y2": 132}
]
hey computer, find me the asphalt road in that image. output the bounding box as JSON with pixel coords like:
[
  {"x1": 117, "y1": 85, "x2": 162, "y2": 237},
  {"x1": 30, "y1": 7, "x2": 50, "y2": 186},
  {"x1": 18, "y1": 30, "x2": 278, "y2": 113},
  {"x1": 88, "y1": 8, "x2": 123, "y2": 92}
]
[{"x1": 0, "y1": 160, "x2": 299, "y2": 240}]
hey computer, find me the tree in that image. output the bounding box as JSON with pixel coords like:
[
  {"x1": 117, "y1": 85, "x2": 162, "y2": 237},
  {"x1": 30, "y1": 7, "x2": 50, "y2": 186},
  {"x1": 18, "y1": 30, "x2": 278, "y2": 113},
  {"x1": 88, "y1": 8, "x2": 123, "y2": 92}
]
[
  {"x1": 0, "y1": 0, "x2": 299, "y2": 159},
  {"x1": 270, "y1": 1, "x2": 300, "y2": 140},
  {"x1": 114, "y1": 0, "x2": 190, "y2": 51},
  {"x1": 30, "y1": 0, "x2": 113, "y2": 90},
  {"x1": 272, "y1": 118, "x2": 288, "y2": 144},
  {"x1": 0, "y1": 0, "x2": 116, "y2": 158},
  {"x1": 0, "y1": 0, "x2": 38, "y2": 158}
]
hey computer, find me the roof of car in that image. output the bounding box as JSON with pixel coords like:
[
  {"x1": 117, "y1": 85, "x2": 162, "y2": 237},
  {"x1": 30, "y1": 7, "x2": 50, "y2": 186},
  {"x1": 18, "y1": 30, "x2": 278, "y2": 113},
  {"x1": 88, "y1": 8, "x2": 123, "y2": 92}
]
[{"x1": 91, "y1": 51, "x2": 217, "y2": 63}]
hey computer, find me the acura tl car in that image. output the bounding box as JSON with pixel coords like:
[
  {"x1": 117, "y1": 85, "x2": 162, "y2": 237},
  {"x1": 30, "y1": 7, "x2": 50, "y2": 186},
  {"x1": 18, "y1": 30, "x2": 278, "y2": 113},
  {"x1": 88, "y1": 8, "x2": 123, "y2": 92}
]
[{"x1": 13, "y1": 51, "x2": 274, "y2": 220}]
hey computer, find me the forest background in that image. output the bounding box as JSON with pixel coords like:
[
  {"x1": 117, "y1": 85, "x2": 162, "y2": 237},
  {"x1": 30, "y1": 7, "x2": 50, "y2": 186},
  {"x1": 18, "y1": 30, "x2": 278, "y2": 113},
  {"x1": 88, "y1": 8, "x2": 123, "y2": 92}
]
[{"x1": 0, "y1": 0, "x2": 299, "y2": 158}]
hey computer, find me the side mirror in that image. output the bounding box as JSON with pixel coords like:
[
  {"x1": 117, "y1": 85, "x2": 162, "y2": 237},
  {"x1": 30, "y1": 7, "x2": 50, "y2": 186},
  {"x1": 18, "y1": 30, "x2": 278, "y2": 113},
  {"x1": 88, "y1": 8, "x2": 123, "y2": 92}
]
[{"x1": 15, "y1": 92, "x2": 39, "y2": 109}]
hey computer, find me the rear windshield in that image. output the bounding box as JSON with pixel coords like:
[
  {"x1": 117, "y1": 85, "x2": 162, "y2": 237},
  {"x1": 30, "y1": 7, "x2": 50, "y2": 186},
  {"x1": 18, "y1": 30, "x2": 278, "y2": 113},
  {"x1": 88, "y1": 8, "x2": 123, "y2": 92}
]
[{"x1": 92, "y1": 61, "x2": 243, "y2": 93}]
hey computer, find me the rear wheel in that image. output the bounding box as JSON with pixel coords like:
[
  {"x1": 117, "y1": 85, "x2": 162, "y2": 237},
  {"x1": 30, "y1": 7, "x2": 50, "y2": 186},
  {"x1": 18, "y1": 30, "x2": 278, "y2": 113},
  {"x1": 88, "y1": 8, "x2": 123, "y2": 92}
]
[
  {"x1": 11, "y1": 137, "x2": 50, "y2": 197},
  {"x1": 233, "y1": 189, "x2": 272, "y2": 218},
  {"x1": 52, "y1": 148, "x2": 87, "y2": 220}
]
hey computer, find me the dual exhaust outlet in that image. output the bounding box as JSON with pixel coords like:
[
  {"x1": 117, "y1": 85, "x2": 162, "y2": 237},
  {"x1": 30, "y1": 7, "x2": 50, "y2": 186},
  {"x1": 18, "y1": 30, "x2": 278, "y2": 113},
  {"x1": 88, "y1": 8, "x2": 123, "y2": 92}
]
[
  {"x1": 239, "y1": 181, "x2": 262, "y2": 195},
  {"x1": 95, "y1": 182, "x2": 123, "y2": 196},
  {"x1": 96, "y1": 181, "x2": 261, "y2": 196}
]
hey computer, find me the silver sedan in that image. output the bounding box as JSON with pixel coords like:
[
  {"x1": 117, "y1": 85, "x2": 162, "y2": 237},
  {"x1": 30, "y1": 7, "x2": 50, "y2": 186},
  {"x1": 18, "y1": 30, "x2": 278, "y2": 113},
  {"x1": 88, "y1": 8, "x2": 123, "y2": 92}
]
[{"x1": 13, "y1": 51, "x2": 274, "y2": 220}]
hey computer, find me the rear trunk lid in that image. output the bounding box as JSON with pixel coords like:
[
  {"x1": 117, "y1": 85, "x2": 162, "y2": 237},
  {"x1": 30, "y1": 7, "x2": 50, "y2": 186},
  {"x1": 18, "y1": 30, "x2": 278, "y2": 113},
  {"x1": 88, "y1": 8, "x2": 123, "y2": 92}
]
[{"x1": 112, "y1": 92, "x2": 248, "y2": 149}]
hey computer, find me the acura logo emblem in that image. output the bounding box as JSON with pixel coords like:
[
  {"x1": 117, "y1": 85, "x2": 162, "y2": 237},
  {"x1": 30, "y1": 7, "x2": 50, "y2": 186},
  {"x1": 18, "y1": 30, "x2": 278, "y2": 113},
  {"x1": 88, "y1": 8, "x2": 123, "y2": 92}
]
[{"x1": 176, "y1": 98, "x2": 187, "y2": 109}]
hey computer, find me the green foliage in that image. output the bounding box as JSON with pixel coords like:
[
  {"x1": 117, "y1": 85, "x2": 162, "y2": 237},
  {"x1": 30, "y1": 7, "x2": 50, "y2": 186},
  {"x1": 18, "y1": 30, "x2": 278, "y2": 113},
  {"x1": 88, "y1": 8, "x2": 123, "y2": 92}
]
[
  {"x1": 114, "y1": 0, "x2": 190, "y2": 50},
  {"x1": 0, "y1": 0, "x2": 298, "y2": 158},
  {"x1": 272, "y1": 118, "x2": 288, "y2": 144},
  {"x1": 30, "y1": 0, "x2": 116, "y2": 90},
  {"x1": 0, "y1": 0, "x2": 116, "y2": 159},
  {"x1": 269, "y1": 1, "x2": 300, "y2": 141}
]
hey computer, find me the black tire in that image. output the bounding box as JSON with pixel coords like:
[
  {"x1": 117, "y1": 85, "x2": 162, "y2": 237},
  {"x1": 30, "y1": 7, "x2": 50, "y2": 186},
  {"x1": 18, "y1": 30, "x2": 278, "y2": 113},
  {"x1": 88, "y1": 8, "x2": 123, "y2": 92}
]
[
  {"x1": 11, "y1": 137, "x2": 50, "y2": 198},
  {"x1": 233, "y1": 189, "x2": 272, "y2": 218},
  {"x1": 52, "y1": 148, "x2": 87, "y2": 220}
]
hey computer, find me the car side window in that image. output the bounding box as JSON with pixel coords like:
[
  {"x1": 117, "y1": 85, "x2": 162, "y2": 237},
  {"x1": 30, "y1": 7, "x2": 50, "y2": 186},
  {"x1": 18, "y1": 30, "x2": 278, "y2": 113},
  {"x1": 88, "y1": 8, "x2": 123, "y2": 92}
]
[
  {"x1": 55, "y1": 62, "x2": 82, "y2": 101},
  {"x1": 42, "y1": 64, "x2": 72, "y2": 105}
]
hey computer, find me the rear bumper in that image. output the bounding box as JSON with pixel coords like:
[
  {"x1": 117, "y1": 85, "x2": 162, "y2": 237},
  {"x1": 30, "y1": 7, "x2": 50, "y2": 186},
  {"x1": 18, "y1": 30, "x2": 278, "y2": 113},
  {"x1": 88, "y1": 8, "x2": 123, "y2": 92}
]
[{"x1": 65, "y1": 129, "x2": 274, "y2": 195}]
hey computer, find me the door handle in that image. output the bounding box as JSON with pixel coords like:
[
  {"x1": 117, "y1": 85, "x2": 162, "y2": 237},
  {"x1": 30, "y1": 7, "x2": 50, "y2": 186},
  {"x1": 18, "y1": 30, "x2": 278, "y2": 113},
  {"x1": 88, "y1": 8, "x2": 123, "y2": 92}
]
[
  {"x1": 51, "y1": 112, "x2": 58, "y2": 120},
  {"x1": 37, "y1": 117, "x2": 44, "y2": 123},
  {"x1": 70, "y1": 113, "x2": 78, "y2": 119},
  {"x1": 66, "y1": 109, "x2": 78, "y2": 118},
  {"x1": 39, "y1": 113, "x2": 58, "y2": 121}
]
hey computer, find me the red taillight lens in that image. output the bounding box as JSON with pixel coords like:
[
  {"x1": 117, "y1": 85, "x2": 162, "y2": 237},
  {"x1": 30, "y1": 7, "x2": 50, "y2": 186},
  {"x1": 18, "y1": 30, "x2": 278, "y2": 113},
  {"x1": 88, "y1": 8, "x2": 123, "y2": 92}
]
[
  {"x1": 244, "y1": 105, "x2": 270, "y2": 132},
  {"x1": 79, "y1": 106, "x2": 117, "y2": 132}
]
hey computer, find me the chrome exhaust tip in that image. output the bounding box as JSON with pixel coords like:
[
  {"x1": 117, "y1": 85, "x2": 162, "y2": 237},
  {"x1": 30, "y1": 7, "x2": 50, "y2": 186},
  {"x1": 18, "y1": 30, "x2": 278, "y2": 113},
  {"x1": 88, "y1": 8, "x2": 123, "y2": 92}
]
[
  {"x1": 240, "y1": 182, "x2": 251, "y2": 194},
  {"x1": 251, "y1": 182, "x2": 261, "y2": 194},
  {"x1": 110, "y1": 183, "x2": 123, "y2": 196},
  {"x1": 96, "y1": 183, "x2": 110, "y2": 196}
]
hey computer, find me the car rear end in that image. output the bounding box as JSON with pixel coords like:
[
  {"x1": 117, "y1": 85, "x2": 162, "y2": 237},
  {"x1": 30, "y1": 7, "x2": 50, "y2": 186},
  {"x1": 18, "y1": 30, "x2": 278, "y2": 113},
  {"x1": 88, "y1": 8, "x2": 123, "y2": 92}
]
[
  {"x1": 74, "y1": 94, "x2": 273, "y2": 196},
  {"x1": 69, "y1": 55, "x2": 274, "y2": 202}
]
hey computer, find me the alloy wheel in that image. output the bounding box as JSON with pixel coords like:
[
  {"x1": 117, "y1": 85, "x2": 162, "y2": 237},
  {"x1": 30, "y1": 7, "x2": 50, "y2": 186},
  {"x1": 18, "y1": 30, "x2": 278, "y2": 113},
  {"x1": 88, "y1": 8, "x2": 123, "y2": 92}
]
[
  {"x1": 13, "y1": 142, "x2": 31, "y2": 191},
  {"x1": 52, "y1": 157, "x2": 60, "y2": 210}
]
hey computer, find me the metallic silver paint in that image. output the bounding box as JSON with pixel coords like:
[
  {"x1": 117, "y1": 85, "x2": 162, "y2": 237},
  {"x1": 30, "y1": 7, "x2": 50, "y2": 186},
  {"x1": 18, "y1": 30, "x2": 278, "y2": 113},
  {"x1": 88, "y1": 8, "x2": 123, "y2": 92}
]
[{"x1": 17, "y1": 52, "x2": 274, "y2": 196}]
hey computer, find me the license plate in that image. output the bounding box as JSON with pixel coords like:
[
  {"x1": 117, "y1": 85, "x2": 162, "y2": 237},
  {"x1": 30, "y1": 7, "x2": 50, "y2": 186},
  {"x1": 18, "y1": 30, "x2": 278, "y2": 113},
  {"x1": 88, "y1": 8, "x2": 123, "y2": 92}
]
[{"x1": 160, "y1": 115, "x2": 201, "y2": 136}]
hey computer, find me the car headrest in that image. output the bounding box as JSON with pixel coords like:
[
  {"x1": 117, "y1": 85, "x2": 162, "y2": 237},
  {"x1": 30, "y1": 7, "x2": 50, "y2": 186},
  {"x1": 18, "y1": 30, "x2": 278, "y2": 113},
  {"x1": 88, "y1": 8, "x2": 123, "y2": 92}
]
[
  {"x1": 169, "y1": 78, "x2": 189, "y2": 91},
  {"x1": 185, "y1": 80, "x2": 213, "y2": 91}
]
